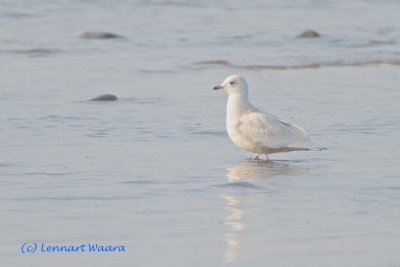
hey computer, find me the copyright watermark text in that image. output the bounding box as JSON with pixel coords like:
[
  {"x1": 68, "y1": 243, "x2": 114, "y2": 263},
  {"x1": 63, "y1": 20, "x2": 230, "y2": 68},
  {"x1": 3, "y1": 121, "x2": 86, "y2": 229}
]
[{"x1": 21, "y1": 242, "x2": 126, "y2": 254}]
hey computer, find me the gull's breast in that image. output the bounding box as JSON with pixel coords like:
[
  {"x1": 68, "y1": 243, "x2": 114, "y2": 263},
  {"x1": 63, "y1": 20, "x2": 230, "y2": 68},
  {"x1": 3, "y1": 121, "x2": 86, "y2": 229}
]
[{"x1": 227, "y1": 120, "x2": 261, "y2": 153}]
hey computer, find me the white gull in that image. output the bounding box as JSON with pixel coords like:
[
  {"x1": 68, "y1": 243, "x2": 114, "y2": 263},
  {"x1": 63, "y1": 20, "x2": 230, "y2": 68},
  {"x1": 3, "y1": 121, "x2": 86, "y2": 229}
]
[{"x1": 213, "y1": 74, "x2": 320, "y2": 160}]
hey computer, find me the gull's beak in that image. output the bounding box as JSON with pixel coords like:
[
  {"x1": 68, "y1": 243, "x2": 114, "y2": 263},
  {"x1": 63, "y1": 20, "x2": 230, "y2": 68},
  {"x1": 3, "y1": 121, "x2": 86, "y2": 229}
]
[{"x1": 213, "y1": 85, "x2": 224, "y2": 90}]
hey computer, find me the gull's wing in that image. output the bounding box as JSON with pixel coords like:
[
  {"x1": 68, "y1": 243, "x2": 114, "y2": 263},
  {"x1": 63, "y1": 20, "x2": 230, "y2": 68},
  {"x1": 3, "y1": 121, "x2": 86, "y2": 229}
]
[{"x1": 237, "y1": 111, "x2": 311, "y2": 149}]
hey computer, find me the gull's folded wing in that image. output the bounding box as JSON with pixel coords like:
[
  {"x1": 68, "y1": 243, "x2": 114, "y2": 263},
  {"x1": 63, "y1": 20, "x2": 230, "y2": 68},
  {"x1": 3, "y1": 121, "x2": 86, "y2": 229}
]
[{"x1": 237, "y1": 111, "x2": 311, "y2": 149}]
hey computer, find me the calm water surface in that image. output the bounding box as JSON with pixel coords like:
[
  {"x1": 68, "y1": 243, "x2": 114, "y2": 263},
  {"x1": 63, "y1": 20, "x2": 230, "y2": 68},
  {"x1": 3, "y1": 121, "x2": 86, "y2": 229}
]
[{"x1": 1, "y1": 0, "x2": 400, "y2": 266}]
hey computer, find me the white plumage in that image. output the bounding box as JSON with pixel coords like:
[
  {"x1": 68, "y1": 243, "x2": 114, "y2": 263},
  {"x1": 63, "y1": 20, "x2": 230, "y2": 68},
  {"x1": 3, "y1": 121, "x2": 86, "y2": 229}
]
[{"x1": 214, "y1": 74, "x2": 318, "y2": 160}]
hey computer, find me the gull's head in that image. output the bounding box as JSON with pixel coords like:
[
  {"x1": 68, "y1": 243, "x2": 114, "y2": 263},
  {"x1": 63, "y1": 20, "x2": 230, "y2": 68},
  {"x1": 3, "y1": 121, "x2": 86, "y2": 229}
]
[{"x1": 213, "y1": 75, "x2": 249, "y2": 96}]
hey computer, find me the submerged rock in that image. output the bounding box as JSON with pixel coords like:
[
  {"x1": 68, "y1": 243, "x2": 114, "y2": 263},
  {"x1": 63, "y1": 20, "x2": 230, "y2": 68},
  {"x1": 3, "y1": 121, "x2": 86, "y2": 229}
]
[
  {"x1": 296, "y1": 30, "x2": 320, "y2": 38},
  {"x1": 80, "y1": 31, "x2": 124, "y2": 39},
  {"x1": 90, "y1": 94, "x2": 118, "y2": 101}
]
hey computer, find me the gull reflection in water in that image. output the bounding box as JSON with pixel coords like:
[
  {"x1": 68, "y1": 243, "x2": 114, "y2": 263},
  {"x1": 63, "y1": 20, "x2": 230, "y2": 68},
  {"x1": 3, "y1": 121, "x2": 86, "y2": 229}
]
[
  {"x1": 223, "y1": 160, "x2": 308, "y2": 263},
  {"x1": 227, "y1": 160, "x2": 308, "y2": 182}
]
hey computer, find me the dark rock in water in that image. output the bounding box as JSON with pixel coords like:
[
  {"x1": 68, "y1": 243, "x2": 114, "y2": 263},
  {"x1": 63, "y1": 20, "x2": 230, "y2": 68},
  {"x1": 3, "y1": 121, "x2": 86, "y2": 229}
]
[
  {"x1": 296, "y1": 30, "x2": 320, "y2": 38},
  {"x1": 90, "y1": 94, "x2": 118, "y2": 101},
  {"x1": 80, "y1": 31, "x2": 124, "y2": 39}
]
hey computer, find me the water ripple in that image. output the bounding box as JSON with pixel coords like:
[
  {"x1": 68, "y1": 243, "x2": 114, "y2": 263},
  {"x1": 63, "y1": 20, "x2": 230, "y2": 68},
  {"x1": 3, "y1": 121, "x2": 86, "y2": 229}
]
[
  {"x1": 194, "y1": 58, "x2": 400, "y2": 70},
  {"x1": 5, "y1": 48, "x2": 65, "y2": 57},
  {"x1": 214, "y1": 181, "x2": 262, "y2": 190}
]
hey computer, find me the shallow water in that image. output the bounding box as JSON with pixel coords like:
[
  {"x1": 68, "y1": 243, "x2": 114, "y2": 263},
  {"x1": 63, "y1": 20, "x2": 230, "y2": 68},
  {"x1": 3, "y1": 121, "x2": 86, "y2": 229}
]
[{"x1": 1, "y1": 0, "x2": 400, "y2": 266}]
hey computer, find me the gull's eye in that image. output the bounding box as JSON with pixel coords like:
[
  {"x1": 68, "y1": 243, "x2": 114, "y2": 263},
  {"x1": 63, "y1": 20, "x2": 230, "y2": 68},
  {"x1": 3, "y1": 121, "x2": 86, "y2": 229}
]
[{"x1": 229, "y1": 81, "x2": 236, "y2": 85}]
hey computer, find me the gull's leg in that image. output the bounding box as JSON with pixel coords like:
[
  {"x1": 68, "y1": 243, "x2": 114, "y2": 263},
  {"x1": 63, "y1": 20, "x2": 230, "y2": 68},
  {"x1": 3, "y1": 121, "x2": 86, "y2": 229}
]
[
  {"x1": 252, "y1": 153, "x2": 259, "y2": 160},
  {"x1": 264, "y1": 154, "x2": 269, "y2": 161}
]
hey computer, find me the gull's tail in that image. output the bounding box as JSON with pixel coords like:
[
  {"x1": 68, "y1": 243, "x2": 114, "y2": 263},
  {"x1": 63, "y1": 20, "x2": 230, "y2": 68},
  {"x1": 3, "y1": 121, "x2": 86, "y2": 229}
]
[
  {"x1": 291, "y1": 140, "x2": 327, "y2": 152},
  {"x1": 305, "y1": 142, "x2": 327, "y2": 151}
]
